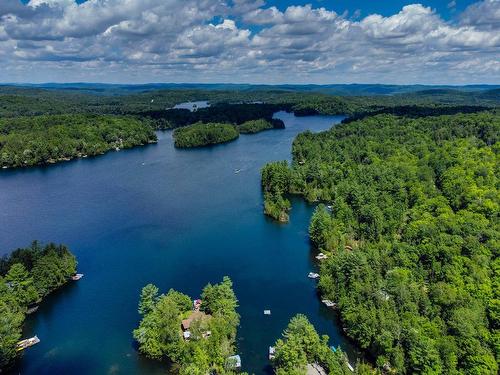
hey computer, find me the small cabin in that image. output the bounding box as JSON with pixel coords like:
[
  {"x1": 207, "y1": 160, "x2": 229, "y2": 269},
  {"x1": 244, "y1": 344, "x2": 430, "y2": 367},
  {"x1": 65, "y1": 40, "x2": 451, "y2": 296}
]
[{"x1": 181, "y1": 311, "x2": 209, "y2": 331}]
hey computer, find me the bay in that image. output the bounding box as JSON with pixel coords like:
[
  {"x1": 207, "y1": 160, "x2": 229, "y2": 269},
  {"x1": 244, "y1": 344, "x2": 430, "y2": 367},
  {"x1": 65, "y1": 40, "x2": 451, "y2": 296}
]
[{"x1": 0, "y1": 111, "x2": 357, "y2": 374}]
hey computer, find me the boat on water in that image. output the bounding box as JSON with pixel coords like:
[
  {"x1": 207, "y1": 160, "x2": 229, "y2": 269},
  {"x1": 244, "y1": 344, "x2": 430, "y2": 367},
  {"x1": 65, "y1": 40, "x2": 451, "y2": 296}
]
[
  {"x1": 269, "y1": 346, "x2": 276, "y2": 360},
  {"x1": 71, "y1": 273, "x2": 84, "y2": 281},
  {"x1": 315, "y1": 252, "x2": 328, "y2": 260},
  {"x1": 308, "y1": 272, "x2": 320, "y2": 279},
  {"x1": 234, "y1": 169, "x2": 241, "y2": 174},
  {"x1": 16, "y1": 336, "x2": 40, "y2": 351},
  {"x1": 26, "y1": 305, "x2": 39, "y2": 314},
  {"x1": 263, "y1": 309, "x2": 271, "y2": 315}
]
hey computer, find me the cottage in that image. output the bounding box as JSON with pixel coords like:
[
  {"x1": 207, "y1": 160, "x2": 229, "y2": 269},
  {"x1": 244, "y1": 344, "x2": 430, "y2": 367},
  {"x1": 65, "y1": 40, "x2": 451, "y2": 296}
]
[{"x1": 181, "y1": 311, "x2": 210, "y2": 331}]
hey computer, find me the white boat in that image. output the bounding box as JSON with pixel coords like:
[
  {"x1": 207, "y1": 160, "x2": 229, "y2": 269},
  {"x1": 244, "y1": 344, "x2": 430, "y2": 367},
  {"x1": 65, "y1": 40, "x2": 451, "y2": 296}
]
[
  {"x1": 308, "y1": 272, "x2": 320, "y2": 279},
  {"x1": 16, "y1": 336, "x2": 40, "y2": 351},
  {"x1": 315, "y1": 253, "x2": 328, "y2": 260},
  {"x1": 264, "y1": 309, "x2": 271, "y2": 315},
  {"x1": 71, "y1": 273, "x2": 84, "y2": 281},
  {"x1": 234, "y1": 169, "x2": 241, "y2": 174},
  {"x1": 269, "y1": 346, "x2": 276, "y2": 360}
]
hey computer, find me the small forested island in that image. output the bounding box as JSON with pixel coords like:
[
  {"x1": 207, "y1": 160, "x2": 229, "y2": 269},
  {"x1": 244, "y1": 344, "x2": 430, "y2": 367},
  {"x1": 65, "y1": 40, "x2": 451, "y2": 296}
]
[
  {"x1": 0, "y1": 242, "x2": 77, "y2": 369},
  {"x1": 238, "y1": 119, "x2": 285, "y2": 134},
  {"x1": 0, "y1": 114, "x2": 157, "y2": 168},
  {"x1": 173, "y1": 122, "x2": 239, "y2": 148},
  {"x1": 133, "y1": 277, "x2": 243, "y2": 374},
  {"x1": 272, "y1": 314, "x2": 362, "y2": 375},
  {"x1": 261, "y1": 112, "x2": 500, "y2": 374}
]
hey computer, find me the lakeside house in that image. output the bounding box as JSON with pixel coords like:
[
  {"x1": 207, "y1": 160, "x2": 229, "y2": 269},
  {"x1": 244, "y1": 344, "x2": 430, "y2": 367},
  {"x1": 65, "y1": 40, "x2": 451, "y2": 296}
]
[
  {"x1": 181, "y1": 311, "x2": 210, "y2": 331},
  {"x1": 181, "y1": 310, "x2": 212, "y2": 341}
]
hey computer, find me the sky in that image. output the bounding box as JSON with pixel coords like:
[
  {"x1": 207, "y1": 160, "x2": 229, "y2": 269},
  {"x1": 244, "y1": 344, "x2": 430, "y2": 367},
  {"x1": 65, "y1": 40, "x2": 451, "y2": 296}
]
[{"x1": 1, "y1": 0, "x2": 499, "y2": 84}]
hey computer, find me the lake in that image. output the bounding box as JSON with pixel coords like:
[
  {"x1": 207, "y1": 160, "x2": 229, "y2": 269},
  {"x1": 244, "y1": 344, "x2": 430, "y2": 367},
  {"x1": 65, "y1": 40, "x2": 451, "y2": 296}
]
[{"x1": 0, "y1": 111, "x2": 358, "y2": 374}]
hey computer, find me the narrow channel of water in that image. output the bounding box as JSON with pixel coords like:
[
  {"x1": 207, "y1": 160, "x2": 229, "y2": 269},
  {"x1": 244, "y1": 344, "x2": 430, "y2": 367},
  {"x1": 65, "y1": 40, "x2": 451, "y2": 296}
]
[{"x1": 0, "y1": 112, "x2": 358, "y2": 374}]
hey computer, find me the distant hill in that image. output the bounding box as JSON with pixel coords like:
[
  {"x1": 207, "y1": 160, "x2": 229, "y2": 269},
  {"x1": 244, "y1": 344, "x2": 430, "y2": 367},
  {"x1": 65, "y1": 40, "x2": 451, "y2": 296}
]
[{"x1": 4, "y1": 82, "x2": 500, "y2": 96}]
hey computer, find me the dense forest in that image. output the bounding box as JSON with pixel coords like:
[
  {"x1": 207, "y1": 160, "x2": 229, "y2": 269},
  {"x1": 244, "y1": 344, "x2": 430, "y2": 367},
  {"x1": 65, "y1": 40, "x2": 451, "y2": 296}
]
[
  {"x1": 0, "y1": 242, "x2": 77, "y2": 368},
  {"x1": 1, "y1": 85, "x2": 498, "y2": 119},
  {"x1": 0, "y1": 114, "x2": 157, "y2": 168},
  {"x1": 133, "y1": 277, "x2": 243, "y2": 375},
  {"x1": 1, "y1": 85, "x2": 499, "y2": 169},
  {"x1": 173, "y1": 122, "x2": 239, "y2": 148},
  {"x1": 261, "y1": 112, "x2": 499, "y2": 374},
  {"x1": 136, "y1": 103, "x2": 286, "y2": 130}
]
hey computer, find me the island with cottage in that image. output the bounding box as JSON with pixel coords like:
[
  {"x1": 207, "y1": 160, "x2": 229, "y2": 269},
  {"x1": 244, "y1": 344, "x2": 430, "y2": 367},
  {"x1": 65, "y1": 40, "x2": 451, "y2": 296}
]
[{"x1": 133, "y1": 276, "x2": 242, "y2": 374}]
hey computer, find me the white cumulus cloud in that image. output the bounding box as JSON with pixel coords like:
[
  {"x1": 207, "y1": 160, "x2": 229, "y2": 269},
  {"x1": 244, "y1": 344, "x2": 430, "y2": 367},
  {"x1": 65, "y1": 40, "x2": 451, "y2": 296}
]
[{"x1": 0, "y1": 0, "x2": 498, "y2": 84}]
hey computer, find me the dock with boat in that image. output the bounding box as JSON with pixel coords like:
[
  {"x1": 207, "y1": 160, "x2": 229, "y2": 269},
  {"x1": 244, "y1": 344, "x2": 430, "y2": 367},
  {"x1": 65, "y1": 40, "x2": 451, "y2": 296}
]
[
  {"x1": 16, "y1": 336, "x2": 40, "y2": 351},
  {"x1": 315, "y1": 252, "x2": 328, "y2": 260}
]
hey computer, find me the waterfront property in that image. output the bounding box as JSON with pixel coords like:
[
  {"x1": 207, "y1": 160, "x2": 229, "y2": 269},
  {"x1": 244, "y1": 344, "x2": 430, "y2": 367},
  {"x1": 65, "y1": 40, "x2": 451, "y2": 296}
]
[{"x1": 1, "y1": 112, "x2": 352, "y2": 374}]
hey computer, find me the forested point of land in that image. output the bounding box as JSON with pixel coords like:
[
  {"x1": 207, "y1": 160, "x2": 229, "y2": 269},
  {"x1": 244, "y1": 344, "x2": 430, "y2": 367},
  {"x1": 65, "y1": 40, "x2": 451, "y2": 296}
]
[
  {"x1": 261, "y1": 111, "x2": 500, "y2": 374},
  {"x1": 272, "y1": 314, "x2": 360, "y2": 375},
  {"x1": 173, "y1": 122, "x2": 239, "y2": 148},
  {"x1": 0, "y1": 242, "x2": 77, "y2": 368},
  {"x1": 238, "y1": 119, "x2": 285, "y2": 134},
  {"x1": 133, "y1": 277, "x2": 243, "y2": 375},
  {"x1": 0, "y1": 114, "x2": 157, "y2": 168}
]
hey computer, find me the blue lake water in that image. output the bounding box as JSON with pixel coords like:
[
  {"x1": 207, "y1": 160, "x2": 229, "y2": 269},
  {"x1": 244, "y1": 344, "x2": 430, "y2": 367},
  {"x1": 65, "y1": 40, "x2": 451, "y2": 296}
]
[{"x1": 0, "y1": 112, "x2": 358, "y2": 374}]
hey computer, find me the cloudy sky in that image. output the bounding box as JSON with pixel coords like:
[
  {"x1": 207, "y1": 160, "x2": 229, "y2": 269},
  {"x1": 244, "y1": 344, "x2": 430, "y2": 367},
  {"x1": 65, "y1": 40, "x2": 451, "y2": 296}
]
[{"x1": 0, "y1": 0, "x2": 499, "y2": 84}]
